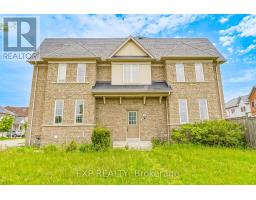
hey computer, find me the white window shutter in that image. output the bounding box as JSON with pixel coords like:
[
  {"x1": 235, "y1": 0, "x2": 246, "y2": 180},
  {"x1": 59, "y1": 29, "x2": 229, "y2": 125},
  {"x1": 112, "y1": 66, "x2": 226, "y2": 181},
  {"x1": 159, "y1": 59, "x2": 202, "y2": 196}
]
[
  {"x1": 178, "y1": 99, "x2": 189, "y2": 124},
  {"x1": 176, "y1": 64, "x2": 185, "y2": 82},
  {"x1": 195, "y1": 63, "x2": 204, "y2": 82}
]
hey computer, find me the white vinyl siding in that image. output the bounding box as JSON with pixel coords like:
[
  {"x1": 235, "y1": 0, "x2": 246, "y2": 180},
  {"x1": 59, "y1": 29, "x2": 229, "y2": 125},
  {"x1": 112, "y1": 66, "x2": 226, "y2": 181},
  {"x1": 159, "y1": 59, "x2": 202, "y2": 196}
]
[
  {"x1": 176, "y1": 63, "x2": 185, "y2": 82},
  {"x1": 199, "y1": 99, "x2": 209, "y2": 120},
  {"x1": 195, "y1": 63, "x2": 204, "y2": 82},
  {"x1": 178, "y1": 99, "x2": 189, "y2": 124},
  {"x1": 75, "y1": 100, "x2": 84, "y2": 123},
  {"x1": 77, "y1": 64, "x2": 86, "y2": 83},
  {"x1": 123, "y1": 64, "x2": 139, "y2": 83},
  {"x1": 57, "y1": 64, "x2": 67, "y2": 83},
  {"x1": 54, "y1": 100, "x2": 64, "y2": 124}
]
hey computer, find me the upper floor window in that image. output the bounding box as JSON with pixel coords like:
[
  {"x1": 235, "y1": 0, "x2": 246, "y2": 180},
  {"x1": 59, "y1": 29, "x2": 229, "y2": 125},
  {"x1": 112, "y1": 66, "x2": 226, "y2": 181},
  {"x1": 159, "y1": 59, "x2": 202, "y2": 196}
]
[
  {"x1": 178, "y1": 99, "x2": 189, "y2": 124},
  {"x1": 77, "y1": 64, "x2": 86, "y2": 83},
  {"x1": 195, "y1": 63, "x2": 204, "y2": 82},
  {"x1": 176, "y1": 64, "x2": 185, "y2": 82},
  {"x1": 54, "y1": 100, "x2": 64, "y2": 124},
  {"x1": 57, "y1": 64, "x2": 67, "y2": 83},
  {"x1": 75, "y1": 100, "x2": 84, "y2": 123},
  {"x1": 123, "y1": 64, "x2": 139, "y2": 83},
  {"x1": 198, "y1": 99, "x2": 209, "y2": 120}
]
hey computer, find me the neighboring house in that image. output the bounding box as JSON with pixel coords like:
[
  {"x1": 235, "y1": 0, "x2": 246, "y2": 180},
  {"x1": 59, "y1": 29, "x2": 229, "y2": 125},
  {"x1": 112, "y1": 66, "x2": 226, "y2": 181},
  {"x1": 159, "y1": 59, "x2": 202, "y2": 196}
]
[
  {"x1": 27, "y1": 36, "x2": 226, "y2": 146},
  {"x1": 0, "y1": 106, "x2": 16, "y2": 136},
  {"x1": 225, "y1": 95, "x2": 251, "y2": 118},
  {"x1": 4, "y1": 106, "x2": 28, "y2": 132},
  {"x1": 249, "y1": 86, "x2": 256, "y2": 116}
]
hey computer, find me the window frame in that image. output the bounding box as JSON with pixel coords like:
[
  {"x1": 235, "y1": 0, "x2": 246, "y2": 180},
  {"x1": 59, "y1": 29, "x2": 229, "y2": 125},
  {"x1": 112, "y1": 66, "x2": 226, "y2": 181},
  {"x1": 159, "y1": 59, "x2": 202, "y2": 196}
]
[
  {"x1": 122, "y1": 64, "x2": 140, "y2": 84},
  {"x1": 54, "y1": 100, "x2": 64, "y2": 124},
  {"x1": 195, "y1": 63, "x2": 205, "y2": 82},
  {"x1": 57, "y1": 64, "x2": 67, "y2": 83},
  {"x1": 128, "y1": 111, "x2": 137, "y2": 125},
  {"x1": 175, "y1": 63, "x2": 185, "y2": 82},
  {"x1": 76, "y1": 64, "x2": 87, "y2": 83},
  {"x1": 178, "y1": 99, "x2": 189, "y2": 124},
  {"x1": 75, "y1": 100, "x2": 84, "y2": 124},
  {"x1": 198, "y1": 98, "x2": 209, "y2": 120}
]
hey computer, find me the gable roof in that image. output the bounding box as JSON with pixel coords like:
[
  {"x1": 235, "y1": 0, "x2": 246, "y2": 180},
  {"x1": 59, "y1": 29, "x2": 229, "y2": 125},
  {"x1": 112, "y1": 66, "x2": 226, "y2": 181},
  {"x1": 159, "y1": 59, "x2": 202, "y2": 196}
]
[
  {"x1": 0, "y1": 106, "x2": 16, "y2": 116},
  {"x1": 225, "y1": 95, "x2": 249, "y2": 109},
  {"x1": 29, "y1": 37, "x2": 225, "y2": 62},
  {"x1": 108, "y1": 36, "x2": 154, "y2": 58},
  {"x1": 4, "y1": 106, "x2": 28, "y2": 117},
  {"x1": 249, "y1": 86, "x2": 256, "y2": 98}
]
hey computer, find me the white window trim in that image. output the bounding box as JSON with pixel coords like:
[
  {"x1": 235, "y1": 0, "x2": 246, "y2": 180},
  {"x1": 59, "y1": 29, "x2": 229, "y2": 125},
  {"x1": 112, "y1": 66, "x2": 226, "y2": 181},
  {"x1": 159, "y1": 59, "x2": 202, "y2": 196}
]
[
  {"x1": 57, "y1": 64, "x2": 67, "y2": 83},
  {"x1": 54, "y1": 100, "x2": 64, "y2": 125},
  {"x1": 195, "y1": 63, "x2": 205, "y2": 82},
  {"x1": 178, "y1": 99, "x2": 189, "y2": 124},
  {"x1": 175, "y1": 63, "x2": 185, "y2": 82},
  {"x1": 74, "y1": 100, "x2": 84, "y2": 124},
  {"x1": 199, "y1": 99, "x2": 209, "y2": 120},
  {"x1": 76, "y1": 64, "x2": 87, "y2": 83},
  {"x1": 128, "y1": 111, "x2": 137, "y2": 125},
  {"x1": 122, "y1": 64, "x2": 140, "y2": 84}
]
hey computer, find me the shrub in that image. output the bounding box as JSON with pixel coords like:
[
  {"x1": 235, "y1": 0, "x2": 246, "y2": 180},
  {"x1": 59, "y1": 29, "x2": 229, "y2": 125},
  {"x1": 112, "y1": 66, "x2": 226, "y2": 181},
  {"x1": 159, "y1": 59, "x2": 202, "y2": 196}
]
[
  {"x1": 65, "y1": 140, "x2": 78, "y2": 152},
  {"x1": 43, "y1": 144, "x2": 58, "y2": 153},
  {"x1": 79, "y1": 143, "x2": 93, "y2": 153},
  {"x1": 171, "y1": 120, "x2": 246, "y2": 147},
  {"x1": 91, "y1": 126, "x2": 111, "y2": 151},
  {"x1": 151, "y1": 137, "x2": 168, "y2": 147}
]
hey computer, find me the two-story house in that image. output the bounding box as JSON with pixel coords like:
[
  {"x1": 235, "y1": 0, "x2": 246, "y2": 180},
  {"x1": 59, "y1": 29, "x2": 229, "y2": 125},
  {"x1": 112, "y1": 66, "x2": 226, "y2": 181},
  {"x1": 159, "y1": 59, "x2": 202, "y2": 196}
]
[
  {"x1": 225, "y1": 95, "x2": 251, "y2": 118},
  {"x1": 26, "y1": 36, "x2": 226, "y2": 146}
]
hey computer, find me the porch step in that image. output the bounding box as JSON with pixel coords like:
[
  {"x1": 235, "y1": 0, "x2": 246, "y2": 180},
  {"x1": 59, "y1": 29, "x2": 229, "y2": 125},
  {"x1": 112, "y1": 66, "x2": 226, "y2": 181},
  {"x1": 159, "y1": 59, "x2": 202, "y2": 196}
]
[{"x1": 113, "y1": 140, "x2": 152, "y2": 150}]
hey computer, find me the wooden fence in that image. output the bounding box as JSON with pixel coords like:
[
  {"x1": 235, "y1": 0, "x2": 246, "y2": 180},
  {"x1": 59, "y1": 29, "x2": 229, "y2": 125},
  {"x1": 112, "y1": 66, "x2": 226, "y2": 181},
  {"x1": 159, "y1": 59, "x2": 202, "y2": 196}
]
[{"x1": 228, "y1": 117, "x2": 256, "y2": 147}]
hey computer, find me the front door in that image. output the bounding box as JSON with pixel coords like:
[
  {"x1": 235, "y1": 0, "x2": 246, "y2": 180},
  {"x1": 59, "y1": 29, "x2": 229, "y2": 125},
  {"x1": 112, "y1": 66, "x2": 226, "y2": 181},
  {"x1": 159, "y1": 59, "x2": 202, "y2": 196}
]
[{"x1": 127, "y1": 111, "x2": 139, "y2": 139}]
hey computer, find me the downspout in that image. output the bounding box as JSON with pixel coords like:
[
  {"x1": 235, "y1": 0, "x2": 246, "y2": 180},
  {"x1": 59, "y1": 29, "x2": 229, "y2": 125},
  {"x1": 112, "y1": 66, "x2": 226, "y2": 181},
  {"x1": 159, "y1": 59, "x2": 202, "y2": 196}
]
[
  {"x1": 28, "y1": 62, "x2": 38, "y2": 145},
  {"x1": 215, "y1": 61, "x2": 225, "y2": 119},
  {"x1": 166, "y1": 91, "x2": 171, "y2": 142}
]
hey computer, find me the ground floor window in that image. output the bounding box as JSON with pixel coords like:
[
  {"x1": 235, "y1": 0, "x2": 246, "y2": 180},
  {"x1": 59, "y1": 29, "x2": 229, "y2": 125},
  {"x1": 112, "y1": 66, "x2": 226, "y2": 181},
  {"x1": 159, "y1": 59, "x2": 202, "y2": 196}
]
[
  {"x1": 54, "y1": 100, "x2": 64, "y2": 124},
  {"x1": 199, "y1": 99, "x2": 209, "y2": 120},
  {"x1": 178, "y1": 99, "x2": 189, "y2": 124},
  {"x1": 75, "y1": 100, "x2": 84, "y2": 123},
  {"x1": 128, "y1": 111, "x2": 137, "y2": 125}
]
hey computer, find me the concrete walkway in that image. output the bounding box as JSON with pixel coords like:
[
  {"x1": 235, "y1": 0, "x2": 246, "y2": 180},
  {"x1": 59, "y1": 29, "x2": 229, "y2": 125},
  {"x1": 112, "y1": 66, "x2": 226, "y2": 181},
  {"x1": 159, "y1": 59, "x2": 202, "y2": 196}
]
[{"x1": 0, "y1": 139, "x2": 25, "y2": 150}]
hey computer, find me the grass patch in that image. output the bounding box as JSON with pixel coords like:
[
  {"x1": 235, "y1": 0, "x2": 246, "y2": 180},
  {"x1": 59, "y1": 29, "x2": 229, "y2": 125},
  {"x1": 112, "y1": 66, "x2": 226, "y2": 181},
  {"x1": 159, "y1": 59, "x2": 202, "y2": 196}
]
[
  {"x1": 0, "y1": 137, "x2": 14, "y2": 141},
  {"x1": 0, "y1": 144, "x2": 256, "y2": 184}
]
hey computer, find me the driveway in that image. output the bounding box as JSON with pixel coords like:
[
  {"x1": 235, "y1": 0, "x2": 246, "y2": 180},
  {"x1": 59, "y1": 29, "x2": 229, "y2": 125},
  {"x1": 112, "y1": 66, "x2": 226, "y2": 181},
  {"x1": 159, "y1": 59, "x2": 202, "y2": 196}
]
[{"x1": 0, "y1": 139, "x2": 25, "y2": 150}]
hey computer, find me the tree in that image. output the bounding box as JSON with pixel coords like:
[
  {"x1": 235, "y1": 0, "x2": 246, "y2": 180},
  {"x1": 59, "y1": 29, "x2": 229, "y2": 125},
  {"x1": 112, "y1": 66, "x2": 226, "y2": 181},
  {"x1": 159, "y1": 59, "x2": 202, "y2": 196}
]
[
  {"x1": 22, "y1": 122, "x2": 28, "y2": 135},
  {"x1": 0, "y1": 115, "x2": 14, "y2": 132}
]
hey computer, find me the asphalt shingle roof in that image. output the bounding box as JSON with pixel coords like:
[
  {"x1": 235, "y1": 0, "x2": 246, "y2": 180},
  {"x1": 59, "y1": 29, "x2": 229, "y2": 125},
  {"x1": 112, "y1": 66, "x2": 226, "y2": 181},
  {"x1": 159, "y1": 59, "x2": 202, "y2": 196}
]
[
  {"x1": 30, "y1": 37, "x2": 225, "y2": 62},
  {"x1": 225, "y1": 95, "x2": 249, "y2": 109}
]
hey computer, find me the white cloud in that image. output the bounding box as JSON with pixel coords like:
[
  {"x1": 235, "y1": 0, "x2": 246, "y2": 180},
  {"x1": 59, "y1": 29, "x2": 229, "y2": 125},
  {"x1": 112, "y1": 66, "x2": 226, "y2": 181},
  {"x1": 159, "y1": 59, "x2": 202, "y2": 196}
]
[
  {"x1": 227, "y1": 69, "x2": 256, "y2": 83},
  {"x1": 220, "y1": 15, "x2": 256, "y2": 37},
  {"x1": 219, "y1": 35, "x2": 234, "y2": 46},
  {"x1": 219, "y1": 17, "x2": 229, "y2": 24},
  {"x1": 227, "y1": 47, "x2": 233, "y2": 53},
  {"x1": 40, "y1": 14, "x2": 205, "y2": 39},
  {"x1": 240, "y1": 44, "x2": 256, "y2": 54}
]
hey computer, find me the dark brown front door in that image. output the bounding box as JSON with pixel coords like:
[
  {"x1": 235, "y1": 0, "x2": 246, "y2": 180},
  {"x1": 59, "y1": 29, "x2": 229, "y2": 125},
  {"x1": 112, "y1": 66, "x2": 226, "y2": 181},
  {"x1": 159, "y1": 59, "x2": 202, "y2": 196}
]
[{"x1": 127, "y1": 111, "x2": 139, "y2": 139}]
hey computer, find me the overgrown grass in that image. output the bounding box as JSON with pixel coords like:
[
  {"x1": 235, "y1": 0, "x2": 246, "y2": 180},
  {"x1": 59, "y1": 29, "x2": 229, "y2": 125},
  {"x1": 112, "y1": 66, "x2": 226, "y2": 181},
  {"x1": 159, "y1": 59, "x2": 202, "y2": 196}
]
[{"x1": 0, "y1": 144, "x2": 256, "y2": 184}]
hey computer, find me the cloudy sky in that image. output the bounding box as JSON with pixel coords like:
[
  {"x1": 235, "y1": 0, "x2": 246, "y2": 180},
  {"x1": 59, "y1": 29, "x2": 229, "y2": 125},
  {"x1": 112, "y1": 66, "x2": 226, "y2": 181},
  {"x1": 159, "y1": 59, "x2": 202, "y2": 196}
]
[{"x1": 0, "y1": 14, "x2": 255, "y2": 106}]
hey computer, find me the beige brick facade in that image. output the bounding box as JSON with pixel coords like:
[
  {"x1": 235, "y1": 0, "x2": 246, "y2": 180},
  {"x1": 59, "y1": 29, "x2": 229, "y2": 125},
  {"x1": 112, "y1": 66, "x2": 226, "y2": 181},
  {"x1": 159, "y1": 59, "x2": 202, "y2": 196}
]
[{"x1": 27, "y1": 60, "x2": 225, "y2": 146}]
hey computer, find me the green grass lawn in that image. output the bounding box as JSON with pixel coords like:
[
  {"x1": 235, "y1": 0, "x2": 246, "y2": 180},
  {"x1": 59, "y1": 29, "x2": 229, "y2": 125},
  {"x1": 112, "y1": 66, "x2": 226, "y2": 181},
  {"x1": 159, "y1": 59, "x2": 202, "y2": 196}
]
[
  {"x1": 0, "y1": 137, "x2": 14, "y2": 141},
  {"x1": 0, "y1": 144, "x2": 256, "y2": 184}
]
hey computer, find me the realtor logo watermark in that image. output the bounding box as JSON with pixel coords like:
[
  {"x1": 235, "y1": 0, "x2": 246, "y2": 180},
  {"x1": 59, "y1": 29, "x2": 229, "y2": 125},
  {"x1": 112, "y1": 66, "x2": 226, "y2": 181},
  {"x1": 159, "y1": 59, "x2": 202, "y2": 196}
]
[{"x1": 1, "y1": 17, "x2": 39, "y2": 61}]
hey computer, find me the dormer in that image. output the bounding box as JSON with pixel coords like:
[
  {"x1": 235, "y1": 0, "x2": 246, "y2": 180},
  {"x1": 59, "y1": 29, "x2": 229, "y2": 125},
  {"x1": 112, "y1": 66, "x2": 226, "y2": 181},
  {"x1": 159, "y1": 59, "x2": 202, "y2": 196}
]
[{"x1": 109, "y1": 37, "x2": 154, "y2": 85}]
